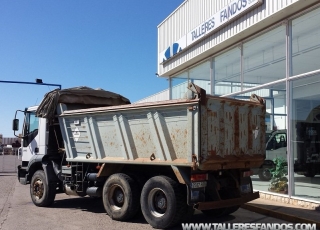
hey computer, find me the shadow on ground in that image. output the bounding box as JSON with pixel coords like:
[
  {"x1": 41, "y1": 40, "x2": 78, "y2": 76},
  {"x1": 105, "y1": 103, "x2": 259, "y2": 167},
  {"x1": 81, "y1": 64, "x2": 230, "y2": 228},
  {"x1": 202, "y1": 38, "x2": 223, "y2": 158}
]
[{"x1": 49, "y1": 196, "x2": 240, "y2": 229}]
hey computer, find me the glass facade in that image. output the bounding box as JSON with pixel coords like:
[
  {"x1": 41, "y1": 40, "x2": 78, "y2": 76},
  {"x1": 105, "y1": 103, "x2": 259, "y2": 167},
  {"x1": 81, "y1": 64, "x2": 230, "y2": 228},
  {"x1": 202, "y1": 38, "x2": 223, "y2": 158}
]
[
  {"x1": 291, "y1": 74, "x2": 320, "y2": 202},
  {"x1": 243, "y1": 26, "x2": 286, "y2": 86},
  {"x1": 214, "y1": 48, "x2": 241, "y2": 95},
  {"x1": 169, "y1": 6, "x2": 320, "y2": 203}
]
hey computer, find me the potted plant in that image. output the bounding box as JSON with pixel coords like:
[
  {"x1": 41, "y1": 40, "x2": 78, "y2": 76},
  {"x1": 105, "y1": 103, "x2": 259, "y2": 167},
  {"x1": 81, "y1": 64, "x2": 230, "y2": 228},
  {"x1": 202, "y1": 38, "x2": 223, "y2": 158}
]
[{"x1": 268, "y1": 157, "x2": 288, "y2": 194}]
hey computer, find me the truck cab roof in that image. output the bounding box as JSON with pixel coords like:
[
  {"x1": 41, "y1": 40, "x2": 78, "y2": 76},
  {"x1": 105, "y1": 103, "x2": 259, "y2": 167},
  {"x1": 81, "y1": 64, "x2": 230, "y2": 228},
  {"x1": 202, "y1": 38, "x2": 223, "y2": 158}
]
[{"x1": 27, "y1": 106, "x2": 39, "y2": 112}]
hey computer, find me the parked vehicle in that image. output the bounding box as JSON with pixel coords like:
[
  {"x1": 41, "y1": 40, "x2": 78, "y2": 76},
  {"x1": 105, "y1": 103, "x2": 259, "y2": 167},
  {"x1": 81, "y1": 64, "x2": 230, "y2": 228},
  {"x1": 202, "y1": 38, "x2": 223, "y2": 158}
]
[
  {"x1": 14, "y1": 84, "x2": 266, "y2": 229},
  {"x1": 252, "y1": 130, "x2": 287, "y2": 181},
  {"x1": 253, "y1": 104, "x2": 320, "y2": 180}
]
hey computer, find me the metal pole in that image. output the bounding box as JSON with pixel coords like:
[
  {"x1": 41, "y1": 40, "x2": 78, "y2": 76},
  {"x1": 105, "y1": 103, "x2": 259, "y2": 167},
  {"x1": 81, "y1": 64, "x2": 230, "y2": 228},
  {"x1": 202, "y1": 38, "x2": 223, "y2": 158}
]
[{"x1": 0, "y1": 80, "x2": 61, "y2": 89}]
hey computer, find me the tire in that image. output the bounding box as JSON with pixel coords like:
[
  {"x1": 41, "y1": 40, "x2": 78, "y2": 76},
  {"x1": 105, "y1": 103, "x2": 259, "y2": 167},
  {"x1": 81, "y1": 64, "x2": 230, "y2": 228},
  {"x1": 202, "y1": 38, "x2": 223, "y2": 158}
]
[
  {"x1": 220, "y1": 188, "x2": 241, "y2": 215},
  {"x1": 102, "y1": 173, "x2": 140, "y2": 221},
  {"x1": 30, "y1": 170, "x2": 56, "y2": 207},
  {"x1": 126, "y1": 173, "x2": 148, "y2": 217},
  {"x1": 304, "y1": 168, "x2": 316, "y2": 178},
  {"x1": 140, "y1": 175, "x2": 189, "y2": 229},
  {"x1": 202, "y1": 188, "x2": 240, "y2": 217},
  {"x1": 258, "y1": 168, "x2": 272, "y2": 181}
]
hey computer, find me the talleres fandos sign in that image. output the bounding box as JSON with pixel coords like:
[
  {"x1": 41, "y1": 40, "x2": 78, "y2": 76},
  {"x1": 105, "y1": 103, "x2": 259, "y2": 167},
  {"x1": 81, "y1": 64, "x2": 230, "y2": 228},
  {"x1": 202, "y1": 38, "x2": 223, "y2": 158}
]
[{"x1": 160, "y1": 0, "x2": 263, "y2": 63}]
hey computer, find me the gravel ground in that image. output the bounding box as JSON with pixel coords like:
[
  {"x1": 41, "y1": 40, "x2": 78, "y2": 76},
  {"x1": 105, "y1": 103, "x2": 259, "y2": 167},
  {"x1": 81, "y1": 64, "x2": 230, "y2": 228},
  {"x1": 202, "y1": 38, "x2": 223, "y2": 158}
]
[{"x1": 0, "y1": 172, "x2": 289, "y2": 230}]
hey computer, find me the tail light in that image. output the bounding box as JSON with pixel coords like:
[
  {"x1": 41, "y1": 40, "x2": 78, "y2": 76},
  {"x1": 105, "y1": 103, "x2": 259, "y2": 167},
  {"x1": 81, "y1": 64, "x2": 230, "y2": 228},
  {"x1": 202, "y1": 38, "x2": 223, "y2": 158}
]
[
  {"x1": 243, "y1": 170, "x2": 253, "y2": 177},
  {"x1": 191, "y1": 173, "x2": 208, "y2": 181}
]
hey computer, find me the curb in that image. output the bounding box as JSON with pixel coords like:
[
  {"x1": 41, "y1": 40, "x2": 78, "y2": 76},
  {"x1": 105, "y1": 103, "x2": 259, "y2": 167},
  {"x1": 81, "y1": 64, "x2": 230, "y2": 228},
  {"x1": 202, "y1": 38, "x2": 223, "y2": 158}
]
[{"x1": 241, "y1": 204, "x2": 320, "y2": 229}]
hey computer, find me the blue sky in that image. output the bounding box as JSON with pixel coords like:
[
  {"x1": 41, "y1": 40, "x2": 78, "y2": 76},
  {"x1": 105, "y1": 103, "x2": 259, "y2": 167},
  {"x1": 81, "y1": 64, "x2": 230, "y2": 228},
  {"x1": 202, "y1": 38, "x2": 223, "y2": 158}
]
[{"x1": 0, "y1": 0, "x2": 183, "y2": 137}]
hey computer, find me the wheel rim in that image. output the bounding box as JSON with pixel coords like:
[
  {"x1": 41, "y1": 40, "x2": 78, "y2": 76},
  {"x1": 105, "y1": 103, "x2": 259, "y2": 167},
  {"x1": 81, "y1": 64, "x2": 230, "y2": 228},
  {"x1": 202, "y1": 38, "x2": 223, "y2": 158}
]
[
  {"x1": 148, "y1": 188, "x2": 167, "y2": 217},
  {"x1": 108, "y1": 184, "x2": 125, "y2": 211},
  {"x1": 262, "y1": 169, "x2": 271, "y2": 179},
  {"x1": 33, "y1": 178, "x2": 44, "y2": 200}
]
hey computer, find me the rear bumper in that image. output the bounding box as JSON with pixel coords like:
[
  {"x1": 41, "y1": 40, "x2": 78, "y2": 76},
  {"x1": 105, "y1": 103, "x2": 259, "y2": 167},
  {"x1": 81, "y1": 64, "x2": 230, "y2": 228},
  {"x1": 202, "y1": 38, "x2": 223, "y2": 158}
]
[{"x1": 194, "y1": 191, "x2": 260, "y2": 210}]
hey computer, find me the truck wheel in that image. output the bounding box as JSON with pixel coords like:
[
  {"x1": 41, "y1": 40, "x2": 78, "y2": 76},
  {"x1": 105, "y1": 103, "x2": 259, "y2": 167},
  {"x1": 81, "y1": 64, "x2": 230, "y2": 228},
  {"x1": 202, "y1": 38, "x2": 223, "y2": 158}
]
[
  {"x1": 102, "y1": 173, "x2": 139, "y2": 221},
  {"x1": 140, "y1": 176, "x2": 187, "y2": 229},
  {"x1": 202, "y1": 188, "x2": 240, "y2": 217},
  {"x1": 258, "y1": 168, "x2": 272, "y2": 181},
  {"x1": 30, "y1": 170, "x2": 56, "y2": 207},
  {"x1": 222, "y1": 190, "x2": 241, "y2": 215}
]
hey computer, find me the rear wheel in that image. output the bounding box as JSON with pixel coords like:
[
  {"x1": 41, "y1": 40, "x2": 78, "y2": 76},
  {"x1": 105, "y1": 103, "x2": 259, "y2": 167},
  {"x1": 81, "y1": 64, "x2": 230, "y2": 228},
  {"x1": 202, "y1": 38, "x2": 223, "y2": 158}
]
[
  {"x1": 102, "y1": 173, "x2": 140, "y2": 221},
  {"x1": 30, "y1": 170, "x2": 56, "y2": 207},
  {"x1": 140, "y1": 176, "x2": 190, "y2": 229}
]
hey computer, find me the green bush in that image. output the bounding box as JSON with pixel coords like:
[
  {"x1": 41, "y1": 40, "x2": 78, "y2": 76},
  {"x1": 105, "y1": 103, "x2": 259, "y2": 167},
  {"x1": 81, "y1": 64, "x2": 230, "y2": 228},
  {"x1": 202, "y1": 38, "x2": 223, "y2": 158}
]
[{"x1": 269, "y1": 157, "x2": 288, "y2": 193}]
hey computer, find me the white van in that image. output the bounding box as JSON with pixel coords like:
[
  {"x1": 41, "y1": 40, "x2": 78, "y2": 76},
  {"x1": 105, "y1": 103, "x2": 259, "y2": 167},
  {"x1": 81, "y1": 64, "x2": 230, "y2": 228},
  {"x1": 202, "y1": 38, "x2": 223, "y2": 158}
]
[{"x1": 253, "y1": 130, "x2": 287, "y2": 181}]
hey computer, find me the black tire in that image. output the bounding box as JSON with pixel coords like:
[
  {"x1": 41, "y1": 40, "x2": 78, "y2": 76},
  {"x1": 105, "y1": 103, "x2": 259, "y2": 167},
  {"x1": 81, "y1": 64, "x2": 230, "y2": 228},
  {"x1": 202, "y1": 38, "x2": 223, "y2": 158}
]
[
  {"x1": 202, "y1": 188, "x2": 240, "y2": 217},
  {"x1": 304, "y1": 169, "x2": 316, "y2": 178},
  {"x1": 102, "y1": 173, "x2": 140, "y2": 221},
  {"x1": 140, "y1": 175, "x2": 189, "y2": 229},
  {"x1": 220, "y1": 188, "x2": 241, "y2": 215},
  {"x1": 258, "y1": 168, "x2": 272, "y2": 181},
  {"x1": 126, "y1": 173, "x2": 148, "y2": 217},
  {"x1": 30, "y1": 170, "x2": 56, "y2": 207}
]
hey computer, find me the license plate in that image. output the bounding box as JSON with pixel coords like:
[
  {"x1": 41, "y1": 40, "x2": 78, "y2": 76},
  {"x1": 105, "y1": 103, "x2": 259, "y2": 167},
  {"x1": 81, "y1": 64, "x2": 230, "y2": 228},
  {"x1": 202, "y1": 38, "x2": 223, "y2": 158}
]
[
  {"x1": 241, "y1": 184, "x2": 251, "y2": 193},
  {"x1": 191, "y1": 190, "x2": 200, "y2": 200},
  {"x1": 191, "y1": 181, "x2": 207, "y2": 189}
]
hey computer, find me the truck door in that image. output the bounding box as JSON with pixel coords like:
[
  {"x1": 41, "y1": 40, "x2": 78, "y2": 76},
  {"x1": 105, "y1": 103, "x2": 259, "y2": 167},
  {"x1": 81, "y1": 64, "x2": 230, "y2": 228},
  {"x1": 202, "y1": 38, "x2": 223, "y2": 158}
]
[
  {"x1": 266, "y1": 132, "x2": 287, "y2": 161},
  {"x1": 21, "y1": 112, "x2": 44, "y2": 162}
]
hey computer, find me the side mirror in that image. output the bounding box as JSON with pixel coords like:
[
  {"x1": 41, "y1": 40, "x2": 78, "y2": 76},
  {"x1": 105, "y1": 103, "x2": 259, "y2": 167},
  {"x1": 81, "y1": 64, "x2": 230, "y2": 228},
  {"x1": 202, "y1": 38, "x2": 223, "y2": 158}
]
[{"x1": 12, "y1": 119, "x2": 19, "y2": 131}]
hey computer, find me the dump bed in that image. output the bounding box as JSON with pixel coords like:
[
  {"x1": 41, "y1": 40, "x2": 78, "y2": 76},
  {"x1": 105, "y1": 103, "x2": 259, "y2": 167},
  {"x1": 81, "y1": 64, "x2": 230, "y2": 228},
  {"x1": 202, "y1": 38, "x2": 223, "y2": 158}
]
[{"x1": 57, "y1": 92, "x2": 266, "y2": 171}]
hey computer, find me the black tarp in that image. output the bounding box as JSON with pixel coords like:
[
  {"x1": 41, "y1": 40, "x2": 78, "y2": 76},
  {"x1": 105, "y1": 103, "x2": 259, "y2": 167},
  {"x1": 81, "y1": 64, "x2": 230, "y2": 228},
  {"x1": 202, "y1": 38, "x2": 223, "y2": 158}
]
[{"x1": 36, "y1": 86, "x2": 130, "y2": 122}]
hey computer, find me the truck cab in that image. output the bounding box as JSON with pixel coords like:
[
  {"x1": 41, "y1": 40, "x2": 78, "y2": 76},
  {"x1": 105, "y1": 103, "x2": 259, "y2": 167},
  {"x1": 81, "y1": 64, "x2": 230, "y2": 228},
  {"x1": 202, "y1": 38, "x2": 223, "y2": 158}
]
[
  {"x1": 265, "y1": 130, "x2": 287, "y2": 161},
  {"x1": 15, "y1": 106, "x2": 50, "y2": 184}
]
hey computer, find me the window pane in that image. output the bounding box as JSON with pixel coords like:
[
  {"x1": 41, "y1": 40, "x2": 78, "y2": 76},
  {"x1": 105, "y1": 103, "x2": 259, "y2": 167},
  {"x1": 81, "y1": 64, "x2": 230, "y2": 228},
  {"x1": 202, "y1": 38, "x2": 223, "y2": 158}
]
[
  {"x1": 292, "y1": 7, "x2": 320, "y2": 76},
  {"x1": 189, "y1": 61, "x2": 211, "y2": 94},
  {"x1": 214, "y1": 48, "x2": 240, "y2": 95},
  {"x1": 171, "y1": 72, "x2": 189, "y2": 99},
  {"x1": 291, "y1": 74, "x2": 320, "y2": 202},
  {"x1": 29, "y1": 113, "x2": 39, "y2": 132},
  {"x1": 243, "y1": 26, "x2": 286, "y2": 87}
]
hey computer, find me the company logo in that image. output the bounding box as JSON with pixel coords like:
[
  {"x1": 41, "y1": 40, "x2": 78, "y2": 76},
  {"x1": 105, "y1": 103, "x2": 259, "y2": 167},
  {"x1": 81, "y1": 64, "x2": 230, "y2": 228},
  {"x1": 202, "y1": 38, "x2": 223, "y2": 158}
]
[
  {"x1": 160, "y1": 35, "x2": 187, "y2": 63},
  {"x1": 162, "y1": 43, "x2": 182, "y2": 62}
]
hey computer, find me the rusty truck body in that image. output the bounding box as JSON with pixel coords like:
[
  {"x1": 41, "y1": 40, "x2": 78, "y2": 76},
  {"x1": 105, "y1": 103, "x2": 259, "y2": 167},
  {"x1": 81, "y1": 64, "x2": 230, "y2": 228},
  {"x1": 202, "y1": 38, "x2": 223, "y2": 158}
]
[{"x1": 14, "y1": 84, "x2": 266, "y2": 229}]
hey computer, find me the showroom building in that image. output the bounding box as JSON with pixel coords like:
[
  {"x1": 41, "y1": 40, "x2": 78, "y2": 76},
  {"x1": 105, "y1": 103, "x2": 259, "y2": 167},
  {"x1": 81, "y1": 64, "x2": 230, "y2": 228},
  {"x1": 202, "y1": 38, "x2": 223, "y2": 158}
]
[{"x1": 151, "y1": 0, "x2": 320, "y2": 205}]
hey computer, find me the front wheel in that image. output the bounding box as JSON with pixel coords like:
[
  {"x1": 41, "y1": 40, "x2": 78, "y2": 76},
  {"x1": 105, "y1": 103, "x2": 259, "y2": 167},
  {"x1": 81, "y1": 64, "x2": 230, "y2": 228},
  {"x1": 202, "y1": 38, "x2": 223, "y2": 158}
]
[
  {"x1": 140, "y1": 176, "x2": 189, "y2": 229},
  {"x1": 30, "y1": 170, "x2": 56, "y2": 207},
  {"x1": 258, "y1": 168, "x2": 272, "y2": 181}
]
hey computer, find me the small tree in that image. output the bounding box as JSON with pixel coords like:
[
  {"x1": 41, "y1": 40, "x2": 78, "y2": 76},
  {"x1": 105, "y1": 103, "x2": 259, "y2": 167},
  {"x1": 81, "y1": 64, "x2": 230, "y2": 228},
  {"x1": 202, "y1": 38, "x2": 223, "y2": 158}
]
[{"x1": 269, "y1": 157, "x2": 288, "y2": 193}]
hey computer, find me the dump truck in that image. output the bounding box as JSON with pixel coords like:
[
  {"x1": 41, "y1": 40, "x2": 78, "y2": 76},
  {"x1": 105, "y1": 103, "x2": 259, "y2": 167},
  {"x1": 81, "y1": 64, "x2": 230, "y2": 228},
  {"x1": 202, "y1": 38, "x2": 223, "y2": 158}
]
[{"x1": 14, "y1": 84, "x2": 266, "y2": 229}]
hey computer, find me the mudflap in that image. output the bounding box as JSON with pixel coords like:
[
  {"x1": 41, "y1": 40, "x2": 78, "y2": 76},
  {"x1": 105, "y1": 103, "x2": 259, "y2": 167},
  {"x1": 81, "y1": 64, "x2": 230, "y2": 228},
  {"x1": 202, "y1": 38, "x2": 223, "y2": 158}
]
[
  {"x1": 194, "y1": 191, "x2": 260, "y2": 210},
  {"x1": 42, "y1": 161, "x2": 60, "y2": 186},
  {"x1": 17, "y1": 165, "x2": 28, "y2": 185}
]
